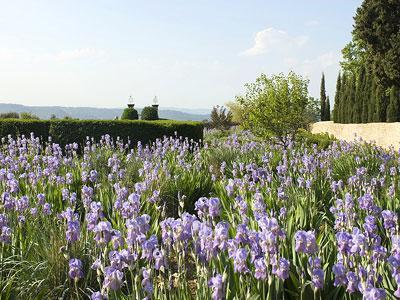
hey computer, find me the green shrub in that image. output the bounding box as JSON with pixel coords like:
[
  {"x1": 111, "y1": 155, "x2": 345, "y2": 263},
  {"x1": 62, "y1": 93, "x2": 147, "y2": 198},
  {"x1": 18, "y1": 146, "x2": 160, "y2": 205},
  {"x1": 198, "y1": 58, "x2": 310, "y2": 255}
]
[
  {"x1": 0, "y1": 119, "x2": 203, "y2": 146},
  {"x1": 121, "y1": 108, "x2": 139, "y2": 120},
  {"x1": 296, "y1": 129, "x2": 336, "y2": 149},
  {"x1": 0, "y1": 112, "x2": 20, "y2": 119},
  {"x1": 141, "y1": 106, "x2": 159, "y2": 120},
  {"x1": 20, "y1": 112, "x2": 40, "y2": 120}
]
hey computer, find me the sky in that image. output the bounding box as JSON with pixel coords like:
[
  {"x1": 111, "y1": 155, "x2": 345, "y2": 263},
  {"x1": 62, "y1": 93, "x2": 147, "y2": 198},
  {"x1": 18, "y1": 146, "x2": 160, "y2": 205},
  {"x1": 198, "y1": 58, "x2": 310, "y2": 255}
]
[{"x1": 0, "y1": 0, "x2": 362, "y2": 109}]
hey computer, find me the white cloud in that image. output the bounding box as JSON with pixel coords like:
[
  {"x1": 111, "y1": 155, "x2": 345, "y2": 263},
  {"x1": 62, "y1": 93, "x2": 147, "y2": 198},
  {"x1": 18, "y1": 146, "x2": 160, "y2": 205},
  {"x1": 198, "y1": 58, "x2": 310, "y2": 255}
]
[
  {"x1": 300, "y1": 51, "x2": 340, "y2": 75},
  {"x1": 305, "y1": 20, "x2": 319, "y2": 27},
  {"x1": 241, "y1": 27, "x2": 308, "y2": 56},
  {"x1": 55, "y1": 48, "x2": 106, "y2": 61}
]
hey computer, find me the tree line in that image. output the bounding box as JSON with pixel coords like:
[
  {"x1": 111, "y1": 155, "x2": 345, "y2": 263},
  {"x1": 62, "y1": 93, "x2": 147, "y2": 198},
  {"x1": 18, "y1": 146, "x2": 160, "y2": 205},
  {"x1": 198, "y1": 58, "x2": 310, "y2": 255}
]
[
  {"x1": 333, "y1": 67, "x2": 400, "y2": 123},
  {"x1": 333, "y1": 0, "x2": 400, "y2": 123}
]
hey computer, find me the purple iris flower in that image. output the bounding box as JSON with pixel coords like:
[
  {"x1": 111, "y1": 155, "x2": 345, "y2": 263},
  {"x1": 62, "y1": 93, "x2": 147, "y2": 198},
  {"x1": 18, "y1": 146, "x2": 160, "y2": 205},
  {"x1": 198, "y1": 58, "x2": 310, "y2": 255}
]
[
  {"x1": 141, "y1": 268, "x2": 153, "y2": 295},
  {"x1": 68, "y1": 258, "x2": 83, "y2": 281},
  {"x1": 233, "y1": 248, "x2": 249, "y2": 274},
  {"x1": 332, "y1": 263, "x2": 347, "y2": 287},
  {"x1": 295, "y1": 230, "x2": 318, "y2": 255},
  {"x1": 91, "y1": 291, "x2": 107, "y2": 300},
  {"x1": 208, "y1": 274, "x2": 224, "y2": 300},
  {"x1": 103, "y1": 266, "x2": 124, "y2": 290},
  {"x1": 272, "y1": 257, "x2": 290, "y2": 281},
  {"x1": 254, "y1": 258, "x2": 267, "y2": 280}
]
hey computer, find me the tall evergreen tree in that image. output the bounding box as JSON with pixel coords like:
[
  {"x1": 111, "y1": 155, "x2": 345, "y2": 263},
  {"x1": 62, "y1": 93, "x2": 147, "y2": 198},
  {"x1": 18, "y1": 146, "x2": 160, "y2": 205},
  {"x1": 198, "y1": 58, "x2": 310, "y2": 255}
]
[
  {"x1": 320, "y1": 73, "x2": 327, "y2": 121},
  {"x1": 354, "y1": 65, "x2": 366, "y2": 123},
  {"x1": 326, "y1": 96, "x2": 331, "y2": 121},
  {"x1": 374, "y1": 84, "x2": 385, "y2": 122},
  {"x1": 346, "y1": 75, "x2": 356, "y2": 123},
  {"x1": 339, "y1": 73, "x2": 348, "y2": 123},
  {"x1": 354, "y1": 0, "x2": 400, "y2": 91},
  {"x1": 368, "y1": 77, "x2": 376, "y2": 122},
  {"x1": 387, "y1": 86, "x2": 400, "y2": 122},
  {"x1": 333, "y1": 73, "x2": 342, "y2": 122},
  {"x1": 361, "y1": 70, "x2": 370, "y2": 123}
]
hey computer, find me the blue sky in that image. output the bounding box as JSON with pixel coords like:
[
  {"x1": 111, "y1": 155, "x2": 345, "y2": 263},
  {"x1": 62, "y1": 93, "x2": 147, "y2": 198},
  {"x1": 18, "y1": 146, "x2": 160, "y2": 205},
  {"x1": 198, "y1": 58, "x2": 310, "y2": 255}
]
[{"x1": 0, "y1": 0, "x2": 362, "y2": 109}]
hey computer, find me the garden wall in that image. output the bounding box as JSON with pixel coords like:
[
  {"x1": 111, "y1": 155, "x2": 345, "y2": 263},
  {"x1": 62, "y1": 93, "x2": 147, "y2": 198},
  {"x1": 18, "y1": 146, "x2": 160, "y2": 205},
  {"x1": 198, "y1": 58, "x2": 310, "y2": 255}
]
[{"x1": 311, "y1": 121, "x2": 400, "y2": 149}]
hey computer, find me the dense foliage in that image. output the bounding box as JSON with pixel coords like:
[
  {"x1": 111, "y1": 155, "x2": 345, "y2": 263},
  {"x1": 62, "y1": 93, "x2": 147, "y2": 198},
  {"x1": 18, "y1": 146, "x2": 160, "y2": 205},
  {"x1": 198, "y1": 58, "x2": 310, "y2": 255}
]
[
  {"x1": 141, "y1": 107, "x2": 159, "y2": 121},
  {"x1": 354, "y1": 0, "x2": 400, "y2": 90},
  {"x1": 334, "y1": 0, "x2": 400, "y2": 123},
  {"x1": 225, "y1": 101, "x2": 245, "y2": 125},
  {"x1": 0, "y1": 131, "x2": 400, "y2": 299},
  {"x1": 0, "y1": 119, "x2": 203, "y2": 146},
  {"x1": 333, "y1": 68, "x2": 400, "y2": 123},
  {"x1": 0, "y1": 112, "x2": 40, "y2": 120},
  {"x1": 236, "y1": 72, "x2": 316, "y2": 143},
  {"x1": 121, "y1": 108, "x2": 139, "y2": 120},
  {"x1": 207, "y1": 106, "x2": 233, "y2": 130},
  {"x1": 0, "y1": 112, "x2": 20, "y2": 119},
  {"x1": 20, "y1": 112, "x2": 40, "y2": 120}
]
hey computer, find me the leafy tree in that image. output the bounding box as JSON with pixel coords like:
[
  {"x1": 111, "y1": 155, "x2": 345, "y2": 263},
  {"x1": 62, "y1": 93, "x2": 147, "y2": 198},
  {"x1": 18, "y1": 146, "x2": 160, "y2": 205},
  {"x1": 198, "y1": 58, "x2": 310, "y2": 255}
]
[
  {"x1": 236, "y1": 72, "x2": 312, "y2": 144},
  {"x1": 121, "y1": 107, "x2": 139, "y2": 120},
  {"x1": 225, "y1": 101, "x2": 244, "y2": 124},
  {"x1": 20, "y1": 112, "x2": 40, "y2": 120},
  {"x1": 141, "y1": 106, "x2": 159, "y2": 120},
  {"x1": 0, "y1": 112, "x2": 19, "y2": 119},
  {"x1": 209, "y1": 106, "x2": 233, "y2": 130},
  {"x1": 387, "y1": 86, "x2": 400, "y2": 122},
  {"x1": 333, "y1": 73, "x2": 342, "y2": 122},
  {"x1": 325, "y1": 96, "x2": 331, "y2": 121},
  {"x1": 340, "y1": 40, "x2": 367, "y2": 76},
  {"x1": 304, "y1": 96, "x2": 321, "y2": 125},
  {"x1": 50, "y1": 114, "x2": 57, "y2": 120},
  {"x1": 353, "y1": 0, "x2": 400, "y2": 90},
  {"x1": 320, "y1": 73, "x2": 327, "y2": 121}
]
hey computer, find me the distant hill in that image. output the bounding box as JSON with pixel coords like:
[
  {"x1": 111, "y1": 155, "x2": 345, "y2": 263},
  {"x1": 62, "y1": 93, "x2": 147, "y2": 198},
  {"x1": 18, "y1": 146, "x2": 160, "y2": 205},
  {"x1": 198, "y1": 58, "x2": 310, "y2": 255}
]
[{"x1": 0, "y1": 103, "x2": 210, "y2": 121}]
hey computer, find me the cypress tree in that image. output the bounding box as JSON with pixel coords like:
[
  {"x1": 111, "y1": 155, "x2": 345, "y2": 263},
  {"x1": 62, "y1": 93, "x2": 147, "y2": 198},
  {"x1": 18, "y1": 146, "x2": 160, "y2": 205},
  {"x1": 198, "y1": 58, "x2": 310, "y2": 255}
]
[
  {"x1": 354, "y1": 66, "x2": 366, "y2": 123},
  {"x1": 333, "y1": 73, "x2": 341, "y2": 123},
  {"x1": 320, "y1": 73, "x2": 327, "y2": 121},
  {"x1": 346, "y1": 75, "x2": 356, "y2": 123},
  {"x1": 351, "y1": 75, "x2": 357, "y2": 123},
  {"x1": 374, "y1": 84, "x2": 383, "y2": 122},
  {"x1": 326, "y1": 96, "x2": 331, "y2": 121},
  {"x1": 387, "y1": 86, "x2": 400, "y2": 122},
  {"x1": 381, "y1": 88, "x2": 389, "y2": 122},
  {"x1": 368, "y1": 77, "x2": 376, "y2": 122},
  {"x1": 378, "y1": 85, "x2": 388, "y2": 122},
  {"x1": 361, "y1": 71, "x2": 369, "y2": 123},
  {"x1": 339, "y1": 73, "x2": 348, "y2": 123}
]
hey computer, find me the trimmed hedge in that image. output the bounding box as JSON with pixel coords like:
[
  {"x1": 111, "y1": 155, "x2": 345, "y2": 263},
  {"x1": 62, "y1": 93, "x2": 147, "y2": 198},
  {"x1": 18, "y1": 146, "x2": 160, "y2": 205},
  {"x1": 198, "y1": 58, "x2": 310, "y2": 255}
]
[
  {"x1": 0, "y1": 119, "x2": 51, "y2": 140},
  {"x1": 141, "y1": 106, "x2": 159, "y2": 120},
  {"x1": 121, "y1": 108, "x2": 139, "y2": 120},
  {"x1": 0, "y1": 119, "x2": 203, "y2": 146}
]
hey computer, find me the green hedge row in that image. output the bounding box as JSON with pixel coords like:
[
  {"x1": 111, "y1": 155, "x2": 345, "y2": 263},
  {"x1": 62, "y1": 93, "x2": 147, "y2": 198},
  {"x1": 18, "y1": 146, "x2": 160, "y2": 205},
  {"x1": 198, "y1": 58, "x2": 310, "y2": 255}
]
[{"x1": 0, "y1": 119, "x2": 203, "y2": 146}]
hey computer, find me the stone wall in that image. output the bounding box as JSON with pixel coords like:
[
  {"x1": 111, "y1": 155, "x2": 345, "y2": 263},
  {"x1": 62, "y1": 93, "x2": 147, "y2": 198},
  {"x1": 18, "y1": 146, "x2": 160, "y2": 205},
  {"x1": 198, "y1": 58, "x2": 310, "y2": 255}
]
[{"x1": 310, "y1": 121, "x2": 400, "y2": 149}]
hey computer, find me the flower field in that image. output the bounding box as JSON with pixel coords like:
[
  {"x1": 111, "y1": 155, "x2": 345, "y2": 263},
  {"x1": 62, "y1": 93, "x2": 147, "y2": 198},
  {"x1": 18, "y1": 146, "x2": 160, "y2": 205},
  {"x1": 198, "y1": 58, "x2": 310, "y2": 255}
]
[{"x1": 1, "y1": 131, "x2": 400, "y2": 299}]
